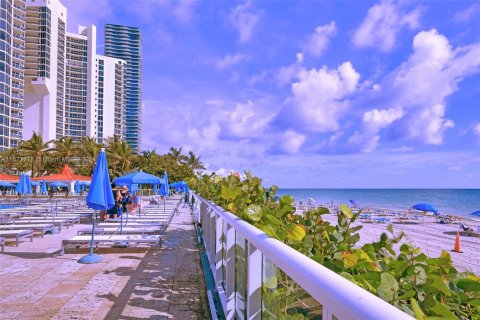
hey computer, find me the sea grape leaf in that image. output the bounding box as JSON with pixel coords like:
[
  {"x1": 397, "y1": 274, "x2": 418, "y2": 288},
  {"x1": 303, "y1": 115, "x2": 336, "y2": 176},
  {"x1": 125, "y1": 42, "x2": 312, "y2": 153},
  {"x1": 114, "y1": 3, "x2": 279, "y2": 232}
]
[
  {"x1": 342, "y1": 251, "x2": 359, "y2": 268},
  {"x1": 287, "y1": 224, "x2": 306, "y2": 241},
  {"x1": 245, "y1": 204, "x2": 263, "y2": 222},
  {"x1": 377, "y1": 272, "x2": 398, "y2": 302},
  {"x1": 428, "y1": 274, "x2": 451, "y2": 296},
  {"x1": 410, "y1": 298, "x2": 426, "y2": 320},
  {"x1": 280, "y1": 195, "x2": 294, "y2": 206},
  {"x1": 456, "y1": 279, "x2": 480, "y2": 291},
  {"x1": 339, "y1": 204, "x2": 353, "y2": 218}
]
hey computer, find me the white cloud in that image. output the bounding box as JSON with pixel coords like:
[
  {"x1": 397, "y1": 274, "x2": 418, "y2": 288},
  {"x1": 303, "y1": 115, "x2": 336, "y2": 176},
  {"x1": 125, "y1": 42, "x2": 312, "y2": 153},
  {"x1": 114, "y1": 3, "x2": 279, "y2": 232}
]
[
  {"x1": 287, "y1": 62, "x2": 360, "y2": 132},
  {"x1": 349, "y1": 108, "x2": 404, "y2": 152},
  {"x1": 352, "y1": 1, "x2": 422, "y2": 52},
  {"x1": 280, "y1": 130, "x2": 306, "y2": 154},
  {"x1": 453, "y1": 3, "x2": 480, "y2": 23},
  {"x1": 475, "y1": 123, "x2": 480, "y2": 145},
  {"x1": 230, "y1": 2, "x2": 260, "y2": 43},
  {"x1": 216, "y1": 53, "x2": 248, "y2": 70},
  {"x1": 305, "y1": 21, "x2": 337, "y2": 56},
  {"x1": 224, "y1": 101, "x2": 273, "y2": 138},
  {"x1": 173, "y1": 0, "x2": 198, "y2": 24}
]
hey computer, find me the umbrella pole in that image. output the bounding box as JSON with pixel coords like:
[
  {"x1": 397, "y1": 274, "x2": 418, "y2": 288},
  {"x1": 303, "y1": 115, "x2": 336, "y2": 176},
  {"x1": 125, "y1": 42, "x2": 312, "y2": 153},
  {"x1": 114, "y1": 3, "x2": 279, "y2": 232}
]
[{"x1": 78, "y1": 211, "x2": 102, "y2": 264}]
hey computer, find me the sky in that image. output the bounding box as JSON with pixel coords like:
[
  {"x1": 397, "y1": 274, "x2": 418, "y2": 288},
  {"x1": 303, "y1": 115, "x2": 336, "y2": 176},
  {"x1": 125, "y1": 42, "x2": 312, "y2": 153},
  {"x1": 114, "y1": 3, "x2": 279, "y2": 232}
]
[{"x1": 63, "y1": 0, "x2": 480, "y2": 188}]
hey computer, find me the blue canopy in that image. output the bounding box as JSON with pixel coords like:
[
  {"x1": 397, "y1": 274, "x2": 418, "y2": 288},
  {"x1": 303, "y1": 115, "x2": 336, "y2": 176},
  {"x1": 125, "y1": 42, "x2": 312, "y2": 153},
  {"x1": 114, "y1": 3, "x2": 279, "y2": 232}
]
[
  {"x1": 114, "y1": 171, "x2": 162, "y2": 186},
  {"x1": 129, "y1": 183, "x2": 139, "y2": 193},
  {"x1": 470, "y1": 210, "x2": 480, "y2": 217},
  {"x1": 160, "y1": 172, "x2": 169, "y2": 196},
  {"x1": 40, "y1": 180, "x2": 47, "y2": 193},
  {"x1": 50, "y1": 182, "x2": 69, "y2": 188},
  {"x1": 412, "y1": 203, "x2": 438, "y2": 213},
  {"x1": 86, "y1": 150, "x2": 115, "y2": 211},
  {"x1": 30, "y1": 181, "x2": 40, "y2": 186},
  {"x1": 170, "y1": 181, "x2": 189, "y2": 193},
  {"x1": 15, "y1": 173, "x2": 28, "y2": 195},
  {"x1": 0, "y1": 181, "x2": 15, "y2": 187}
]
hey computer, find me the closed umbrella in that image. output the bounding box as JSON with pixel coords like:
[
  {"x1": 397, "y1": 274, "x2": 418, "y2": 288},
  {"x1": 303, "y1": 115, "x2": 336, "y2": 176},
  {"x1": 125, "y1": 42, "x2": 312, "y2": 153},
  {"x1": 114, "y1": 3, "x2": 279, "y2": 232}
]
[
  {"x1": 153, "y1": 184, "x2": 158, "y2": 194},
  {"x1": 26, "y1": 175, "x2": 32, "y2": 195},
  {"x1": 79, "y1": 149, "x2": 115, "y2": 264},
  {"x1": 40, "y1": 180, "x2": 47, "y2": 194},
  {"x1": 16, "y1": 173, "x2": 28, "y2": 205},
  {"x1": 160, "y1": 172, "x2": 169, "y2": 214},
  {"x1": 74, "y1": 180, "x2": 81, "y2": 193}
]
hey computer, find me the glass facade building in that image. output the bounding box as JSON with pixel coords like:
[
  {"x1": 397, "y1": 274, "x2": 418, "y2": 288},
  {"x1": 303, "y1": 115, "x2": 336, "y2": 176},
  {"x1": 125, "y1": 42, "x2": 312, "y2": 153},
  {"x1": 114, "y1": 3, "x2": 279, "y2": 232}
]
[
  {"x1": 0, "y1": 0, "x2": 25, "y2": 151},
  {"x1": 104, "y1": 24, "x2": 142, "y2": 152}
]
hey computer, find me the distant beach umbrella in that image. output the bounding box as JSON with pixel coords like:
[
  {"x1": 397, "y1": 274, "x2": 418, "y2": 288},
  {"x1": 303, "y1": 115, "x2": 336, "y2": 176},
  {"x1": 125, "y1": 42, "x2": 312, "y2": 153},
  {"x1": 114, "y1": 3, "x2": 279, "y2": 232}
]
[
  {"x1": 0, "y1": 181, "x2": 15, "y2": 187},
  {"x1": 350, "y1": 199, "x2": 358, "y2": 206},
  {"x1": 15, "y1": 173, "x2": 28, "y2": 195},
  {"x1": 49, "y1": 182, "x2": 69, "y2": 188},
  {"x1": 153, "y1": 184, "x2": 158, "y2": 194},
  {"x1": 25, "y1": 176, "x2": 32, "y2": 195},
  {"x1": 160, "y1": 172, "x2": 170, "y2": 197},
  {"x1": 412, "y1": 203, "x2": 438, "y2": 213},
  {"x1": 74, "y1": 180, "x2": 81, "y2": 193},
  {"x1": 114, "y1": 171, "x2": 162, "y2": 185},
  {"x1": 470, "y1": 210, "x2": 480, "y2": 217}
]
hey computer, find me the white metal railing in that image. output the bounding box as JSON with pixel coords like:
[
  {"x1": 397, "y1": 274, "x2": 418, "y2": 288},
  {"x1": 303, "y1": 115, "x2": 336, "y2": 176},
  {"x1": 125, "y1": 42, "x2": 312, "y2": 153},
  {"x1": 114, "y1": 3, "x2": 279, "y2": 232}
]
[{"x1": 192, "y1": 192, "x2": 412, "y2": 320}]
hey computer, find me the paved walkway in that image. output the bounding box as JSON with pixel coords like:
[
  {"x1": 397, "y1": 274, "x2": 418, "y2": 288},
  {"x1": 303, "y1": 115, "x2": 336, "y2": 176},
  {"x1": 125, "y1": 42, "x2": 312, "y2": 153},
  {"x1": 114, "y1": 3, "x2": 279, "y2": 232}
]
[{"x1": 0, "y1": 205, "x2": 209, "y2": 319}]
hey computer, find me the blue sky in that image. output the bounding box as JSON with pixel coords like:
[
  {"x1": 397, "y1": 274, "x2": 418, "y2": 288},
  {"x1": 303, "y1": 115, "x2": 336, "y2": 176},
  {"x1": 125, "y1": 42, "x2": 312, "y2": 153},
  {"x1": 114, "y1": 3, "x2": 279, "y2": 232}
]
[{"x1": 64, "y1": 0, "x2": 480, "y2": 188}]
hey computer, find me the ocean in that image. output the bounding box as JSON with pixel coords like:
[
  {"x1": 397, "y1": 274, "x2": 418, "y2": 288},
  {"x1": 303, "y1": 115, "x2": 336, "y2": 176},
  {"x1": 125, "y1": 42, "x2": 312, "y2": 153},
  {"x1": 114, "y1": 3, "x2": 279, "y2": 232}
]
[{"x1": 276, "y1": 189, "x2": 480, "y2": 217}]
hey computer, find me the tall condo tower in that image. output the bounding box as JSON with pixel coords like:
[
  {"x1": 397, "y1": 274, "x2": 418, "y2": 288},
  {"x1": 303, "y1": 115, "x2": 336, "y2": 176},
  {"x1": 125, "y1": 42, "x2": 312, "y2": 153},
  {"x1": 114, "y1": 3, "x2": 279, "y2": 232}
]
[
  {"x1": 104, "y1": 24, "x2": 142, "y2": 152},
  {"x1": 64, "y1": 25, "x2": 96, "y2": 142},
  {"x1": 95, "y1": 55, "x2": 126, "y2": 144},
  {"x1": 23, "y1": 0, "x2": 66, "y2": 141},
  {"x1": 0, "y1": 0, "x2": 26, "y2": 150}
]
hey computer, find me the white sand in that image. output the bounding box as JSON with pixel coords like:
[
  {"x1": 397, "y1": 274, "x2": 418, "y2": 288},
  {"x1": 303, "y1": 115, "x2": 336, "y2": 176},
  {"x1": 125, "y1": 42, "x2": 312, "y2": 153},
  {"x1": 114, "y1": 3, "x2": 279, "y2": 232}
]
[{"x1": 303, "y1": 210, "x2": 480, "y2": 275}]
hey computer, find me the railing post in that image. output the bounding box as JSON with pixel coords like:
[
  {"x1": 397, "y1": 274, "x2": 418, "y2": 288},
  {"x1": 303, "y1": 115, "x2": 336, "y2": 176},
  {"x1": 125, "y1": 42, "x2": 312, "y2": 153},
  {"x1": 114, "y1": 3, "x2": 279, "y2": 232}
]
[
  {"x1": 247, "y1": 243, "x2": 262, "y2": 320},
  {"x1": 208, "y1": 208, "x2": 216, "y2": 272},
  {"x1": 215, "y1": 215, "x2": 224, "y2": 287},
  {"x1": 225, "y1": 223, "x2": 236, "y2": 319}
]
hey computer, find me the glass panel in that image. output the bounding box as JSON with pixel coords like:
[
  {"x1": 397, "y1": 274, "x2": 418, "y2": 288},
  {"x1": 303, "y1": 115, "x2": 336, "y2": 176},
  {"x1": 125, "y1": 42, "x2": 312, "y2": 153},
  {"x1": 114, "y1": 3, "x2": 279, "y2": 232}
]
[
  {"x1": 220, "y1": 219, "x2": 227, "y2": 290},
  {"x1": 262, "y1": 257, "x2": 323, "y2": 319},
  {"x1": 235, "y1": 233, "x2": 247, "y2": 319}
]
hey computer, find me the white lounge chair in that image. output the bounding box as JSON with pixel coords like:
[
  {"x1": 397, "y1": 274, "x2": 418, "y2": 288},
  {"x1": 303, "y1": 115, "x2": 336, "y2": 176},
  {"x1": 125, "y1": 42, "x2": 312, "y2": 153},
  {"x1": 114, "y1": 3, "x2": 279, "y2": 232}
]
[
  {"x1": 0, "y1": 230, "x2": 34, "y2": 246},
  {"x1": 0, "y1": 224, "x2": 55, "y2": 237}
]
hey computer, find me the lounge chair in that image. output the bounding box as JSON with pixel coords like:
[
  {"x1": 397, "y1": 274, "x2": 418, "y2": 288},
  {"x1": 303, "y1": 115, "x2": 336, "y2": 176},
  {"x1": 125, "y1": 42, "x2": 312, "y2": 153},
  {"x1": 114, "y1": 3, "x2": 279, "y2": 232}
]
[
  {"x1": 77, "y1": 226, "x2": 163, "y2": 236},
  {"x1": 60, "y1": 234, "x2": 162, "y2": 254},
  {"x1": 372, "y1": 217, "x2": 390, "y2": 223},
  {"x1": 0, "y1": 224, "x2": 55, "y2": 237},
  {"x1": 0, "y1": 230, "x2": 34, "y2": 246},
  {"x1": 458, "y1": 222, "x2": 477, "y2": 235}
]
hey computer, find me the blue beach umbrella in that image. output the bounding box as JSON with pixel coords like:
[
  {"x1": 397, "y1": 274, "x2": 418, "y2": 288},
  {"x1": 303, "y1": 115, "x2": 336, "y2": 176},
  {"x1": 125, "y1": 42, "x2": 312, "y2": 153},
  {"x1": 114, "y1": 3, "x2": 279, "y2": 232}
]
[
  {"x1": 16, "y1": 173, "x2": 28, "y2": 195},
  {"x1": 40, "y1": 180, "x2": 47, "y2": 194},
  {"x1": 49, "y1": 182, "x2": 69, "y2": 188},
  {"x1": 114, "y1": 171, "x2": 162, "y2": 185},
  {"x1": 153, "y1": 184, "x2": 158, "y2": 194},
  {"x1": 412, "y1": 203, "x2": 438, "y2": 214},
  {"x1": 160, "y1": 172, "x2": 169, "y2": 214},
  {"x1": 129, "y1": 183, "x2": 139, "y2": 193},
  {"x1": 74, "y1": 180, "x2": 81, "y2": 193},
  {"x1": 26, "y1": 176, "x2": 32, "y2": 194},
  {"x1": 470, "y1": 211, "x2": 480, "y2": 217},
  {"x1": 79, "y1": 149, "x2": 115, "y2": 264},
  {"x1": 0, "y1": 182, "x2": 15, "y2": 187},
  {"x1": 350, "y1": 199, "x2": 358, "y2": 206}
]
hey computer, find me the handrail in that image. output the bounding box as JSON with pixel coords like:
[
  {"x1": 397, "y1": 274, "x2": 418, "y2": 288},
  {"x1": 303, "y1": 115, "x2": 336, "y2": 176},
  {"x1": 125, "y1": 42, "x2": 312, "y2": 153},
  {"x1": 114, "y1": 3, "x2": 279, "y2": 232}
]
[{"x1": 193, "y1": 192, "x2": 412, "y2": 320}]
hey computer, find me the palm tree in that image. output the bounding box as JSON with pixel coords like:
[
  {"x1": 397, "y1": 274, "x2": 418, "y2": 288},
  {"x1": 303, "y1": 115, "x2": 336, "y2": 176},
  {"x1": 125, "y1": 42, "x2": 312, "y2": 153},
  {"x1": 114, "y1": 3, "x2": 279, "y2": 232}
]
[
  {"x1": 76, "y1": 137, "x2": 101, "y2": 176},
  {"x1": 54, "y1": 137, "x2": 79, "y2": 162},
  {"x1": 186, "y1": 151, "x2": 206, "y2": 171},
  {"x1": 168, "y1": 147, "x2": 187, "y2": 164},
  {"x1": 18, "y1": 132, "x2": 53, "y2": 177},
  {"x1": 105, "y1": 135, "x2": 135, "y2": 176}
]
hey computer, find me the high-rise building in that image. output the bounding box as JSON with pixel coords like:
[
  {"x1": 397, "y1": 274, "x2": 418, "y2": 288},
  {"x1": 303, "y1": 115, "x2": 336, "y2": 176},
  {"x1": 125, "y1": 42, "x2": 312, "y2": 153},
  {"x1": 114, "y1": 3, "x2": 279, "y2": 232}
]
[
  {"x1": 0, "y1": 0, "x2": 26, "y2": 151},
  {"x1": 22, "y1": 0, "x2": 66, "y2": 142},
  {"x1": 64, "y1": 25, "x2": 96, "y2": 142},
  {"x1": 95, "y1": 55, "x2": 126, "y2": 144},
  {"x1": 105, "y1": 24, "x2": 142, "y2": 152}
]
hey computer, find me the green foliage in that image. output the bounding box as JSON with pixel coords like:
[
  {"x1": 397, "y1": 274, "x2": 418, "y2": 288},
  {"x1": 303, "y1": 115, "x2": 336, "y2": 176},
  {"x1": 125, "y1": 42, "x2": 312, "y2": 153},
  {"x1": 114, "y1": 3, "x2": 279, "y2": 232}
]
[{"x1": 190, "y1": 173, "x2": 480, "y2": 319}]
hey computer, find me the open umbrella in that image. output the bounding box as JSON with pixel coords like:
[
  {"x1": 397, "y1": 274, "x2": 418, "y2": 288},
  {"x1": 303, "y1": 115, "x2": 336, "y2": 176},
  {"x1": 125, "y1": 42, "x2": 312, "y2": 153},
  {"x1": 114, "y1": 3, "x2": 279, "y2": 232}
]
[
  {"x1": 114, "y1": 171, "x2": 162, "y2": 185},
  {"x1": 79, "y1": 149, "x2": 115, "y2": 264},
  {"x1": 470, "y1": 211, "x2": 480, "y2": 217},
  {"x1": 129, "y1": 183, "x2": 139, "y2": 193},
  {"x1": 49, "y1": 181, "x2": 69, "y2": 188},
  {"x1": 350, "y1": 199, "x2": 358, "y2": 206},
  {"x1": 0, "y1": 182, "x2": 15, "y2": 187},
  {"x1": 412, "y1": 203, "x2": 438, "y2": 214}
]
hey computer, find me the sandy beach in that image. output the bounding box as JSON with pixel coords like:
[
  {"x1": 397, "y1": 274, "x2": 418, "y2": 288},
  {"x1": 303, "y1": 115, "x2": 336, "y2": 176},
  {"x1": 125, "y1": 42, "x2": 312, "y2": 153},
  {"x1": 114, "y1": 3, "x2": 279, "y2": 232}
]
[{"x1": 313, "y1": 209, "x2": 480, "y2": 275}]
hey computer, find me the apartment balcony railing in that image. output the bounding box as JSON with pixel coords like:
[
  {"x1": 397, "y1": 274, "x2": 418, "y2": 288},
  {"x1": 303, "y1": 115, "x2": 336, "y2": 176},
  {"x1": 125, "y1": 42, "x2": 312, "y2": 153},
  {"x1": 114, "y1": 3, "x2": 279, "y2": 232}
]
[
  {"x1": 12, "y1": 52, "x2": 24, "y2": 60},
  {"x1": 12, "y1": 62, "x2": 24, "y2": 69},
  {"x1": 13, "y1": 33, "x2": 25, "y2": 41},
  {"x1": 10, "y1": 123, "x2": 23, "y2": 129},
  {"x1": 192, "y1": 193, "x2": 412, "y2": 320},
  {"x1": 11, "y1": 112, "x2": 22, "y2": 120},
  {"x1": 13, "y1": 23, "x2": 25, "y2": 31},
  {"x1": 10, "y1": 132, "x2": 23, "y2": 139},
  {"x1": 12, "y1": 43, "x2": 25, "y2": 50},
  {"x1": 13, "y1": 14, "x2": 25, "y2": 21},
  {"x1": 11, "y1": 102, "x2": 23, "y2": 109},
  {"x1": 12, "y1": 73, "x2": 24, "y2": 80},
  {"x1": 13, "y1": 3, "x2": 25, "y2": 12},
  {"x1": 12, "y1": 93, "x2": 24, "y2": 100}
]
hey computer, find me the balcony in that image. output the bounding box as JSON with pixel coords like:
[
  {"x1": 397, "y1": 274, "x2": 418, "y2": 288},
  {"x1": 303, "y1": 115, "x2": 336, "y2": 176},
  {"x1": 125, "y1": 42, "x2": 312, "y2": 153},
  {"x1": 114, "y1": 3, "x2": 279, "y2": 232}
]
[
  {"x1": 10, "y1": 132, "x2": 23, "y2": 139},
  {"x1": 13, "y1": 14, "x2": 25, "y2": 21},
  {"x1": 11, "y1": 112, "x2": 23, "y2": 120},
  {"x1": 12, "y1": 83, "x2": 24, "y2": 90},
  {"x1": 12, "y1": 73, "x2": 24, "y2": 80},
  {"x1": 12, "y1": 62, "x2": 24, "y2": 70},
  {"x1": 13, "y1": 3, "x2": 25, "y2": 12},
  {"x1": 13, "y1": 24, "x2": 25, "y2": 31},
  {"x1": 11, "y1": 102, "x2": 23, "y2": 110},
  {"x1": 12, "y1": 43, "x2": 25, "y2": 51},
  {"x1": 192, "y1": 193, "x2": 412, "y2": 320},
  {"x1": 12, "y1": 93, "x2": 24, "y2": 100},
  {"x1": 12, "y1": 52, "x2": 24, "y2": 60}
]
